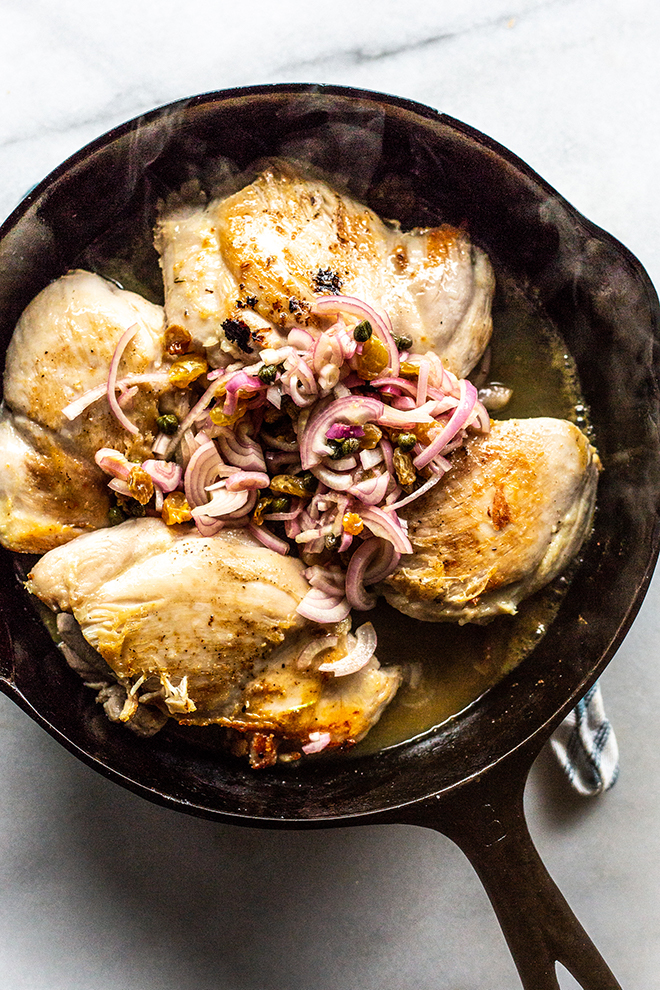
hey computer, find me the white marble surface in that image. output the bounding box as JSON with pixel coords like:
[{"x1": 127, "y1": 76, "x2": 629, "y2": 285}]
[{"x1": 1, "y1": 1, "x2": 659, "y2": 987}]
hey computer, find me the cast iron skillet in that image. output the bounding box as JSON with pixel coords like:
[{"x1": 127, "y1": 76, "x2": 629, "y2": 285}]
[{"x1": 1, "y1": 85, "x2": 659, "y2": 989}]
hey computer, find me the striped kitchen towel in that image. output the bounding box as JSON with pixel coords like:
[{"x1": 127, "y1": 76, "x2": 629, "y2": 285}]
[{"x1": 550, "y1": 682, "x2": 619, "y2": 796}]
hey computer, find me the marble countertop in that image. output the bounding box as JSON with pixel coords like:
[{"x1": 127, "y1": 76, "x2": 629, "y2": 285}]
[{"x1": 1, "y1": 1, "x2": 658, "y2": 987}]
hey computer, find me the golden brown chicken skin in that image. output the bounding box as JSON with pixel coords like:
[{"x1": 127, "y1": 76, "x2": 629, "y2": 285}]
[{"x1": 383, "y1": 418, "x2": 600, "y2": 623}]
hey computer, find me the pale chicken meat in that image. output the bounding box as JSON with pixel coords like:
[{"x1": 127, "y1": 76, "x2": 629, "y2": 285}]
[
  {"x1": 27, "y1": 518, "x2": 401, "y2": 764},
  {"x1": 154, "y1": 183, "x2": 287, "y2": 361},
  {"x1": 383, "y1": 418, "x2": 599, "y2": 623},
  {"x1": 155, "y1": 165, "x2": 495, "y2": 377},
  {"x1": 0, "y1": 270, "x2": 167, "y2": 552}
]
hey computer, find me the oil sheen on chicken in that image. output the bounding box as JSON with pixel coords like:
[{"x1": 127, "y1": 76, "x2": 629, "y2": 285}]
[
  {"x1": 382, "y1": 418, "x2": 600, "y2": 623},
  {"x1": 155, "y1": 164, "x2": 495, "y2": 376},
  {"x1": 27, "y1": 518, "x2": 401, "y2": 765},
  {"x1": 0, "y1": 270, "x2": 166, "y2": 552}
]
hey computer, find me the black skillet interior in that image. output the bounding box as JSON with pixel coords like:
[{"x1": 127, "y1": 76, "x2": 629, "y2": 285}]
[{"x1": 0, "y1": 84, "x2": 659, "y2": 825}]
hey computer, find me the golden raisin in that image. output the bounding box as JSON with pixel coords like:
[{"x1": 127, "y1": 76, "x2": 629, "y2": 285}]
[
  {"x1": 354, "y1": 336, "x2": 389, "y2": 380},
  {"x1": 164, "y1": 324, "x2": 192, "y2": 356},
  {"x1": 360, "y1": 423, "x2": 383, "y2": 449},
  {"x1": 168, "y1": 354, "x2": 208, "y2": 388},
  {"x1": 270, "y1": 475, "x2": 312, "y2": 498},
  {"x1": 161, "y1": 491, "x2": 192, "y2": 525},
  {"x1": 399, "y1": 361, "x2": 420, "y2": 378},
  {"x1": 393, "y1": 448, "x2": 417, "y2": 488},
  {"x1": 128, "y1": 466, "x2": 154, "y2": 505},
  {"x1": 342, "y1": 511, "x2": 364, "y2": 536},
  {"x1": 209, "y1": 400, "x2": 248, "y2": 427}
]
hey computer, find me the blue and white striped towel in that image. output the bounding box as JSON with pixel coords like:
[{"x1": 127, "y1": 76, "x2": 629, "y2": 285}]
[{"x1": 550, "y1": 682, "x2": 619, "y2": 796}]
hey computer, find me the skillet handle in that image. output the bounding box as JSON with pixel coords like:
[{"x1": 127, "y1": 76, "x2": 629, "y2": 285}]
[{"x1": 399, "y1": 750, "x2": 622, "y2": 990}]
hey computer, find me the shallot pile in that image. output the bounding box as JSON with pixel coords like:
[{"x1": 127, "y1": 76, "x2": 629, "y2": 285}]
[{"x1": 64, "y1": 294, "x2": 490, "y2": 624}]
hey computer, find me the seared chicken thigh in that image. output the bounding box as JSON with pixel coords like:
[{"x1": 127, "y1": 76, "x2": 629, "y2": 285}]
[
  {"x1": 383, "y1": 418, "x2": 599, "y2": 623},
  {"x1": 155, "y1": 166, "x2": 495, "y2": 376},
  {"x1": 0, "y1": 270, "x2": 167, "y2": 552},
  {"x1": 27, "y1": 518, "x2": 401, "y2": 762},
  {"x1": 154, "y1": 186, "x2": 287, "y2": 359}
]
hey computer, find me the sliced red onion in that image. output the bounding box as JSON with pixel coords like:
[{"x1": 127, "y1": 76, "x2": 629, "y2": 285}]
[
  {"x1": 416, "y1": 359, "x2": 431, "y2": 406},
  {"x1": 329, "y1": 454, "x2": 357, "y2": 472},
  {"x1": 363, "y1": 538, "x2": 401, "y2": 584},
  {"x1": 414, "y1": 378, "x2": 478, "y2": 469},
  {"x1": 345, "y1": 542, "x2": 379, "y2": 611},
  {"x1": 151, "y1": 432, "x2": 171, "y2": 458},
  {"x1": 360, "y1": 505, "x2": 413, "y2": 554},
  {"x1": 391, "y1": 396, "x2": 417, "y2": 411},
  {"x1": 216, "y1": 425, "x2": 266, "y2": 472},
  {"x1": 225, "y1": 471, "x2": 270, "y2": 491},
  {"x1": 371, "y1": 376, "x2": 418, "y2": 399},
  {"x1": 302, "y1": 731, "x2": 332, "y2": 755},
  {"x1": 191, "y1": 488, "x2": 249, "y2": 519},
  {"x1": 385, "y1": 473, "x2": 444, "y2": 512},
  {"x1": 141, "y1": 459, "x2": 182, "y2": 493},
  {"x1": 296, "y1": 587, "x2": 351, "y2": 624},
  {"x1": 378, "y1": 400, "x2": 437, "y2": 430},
  {"x1": 312, "y1": 296, "x2": 400, "y2": 376},
  {"x1": 319, "y1": 621, "x2": 377, "y2": 676},
  {"x1": 311, "y1": 464, "x2": 355, "y2": 491},
  {"x1": 107, "y1": 324, "x2": 140, "y2": 434},
  {"x1": 117, "y1": 385, "x2": 138, "y2": 407},
  {"x1": 359, "y1": 447, "x2": 383, "y2": 471},
  {"x1": 248, "y1": 521, "x2": 290, "y2": 555},
  {"x1": 62, "y1": 372, "x2": 169, "y2": 422},
  {"x1": 300, "y1": 395, "x2": 384, "y2": 468},
  {"x1": 266, "y1": 384, "x2": 282, "y2": 409},
  {"x1": 194, "y1": 514, "x2": 225, "y2": 537},
  {"x1": 95, "y1": 447, "x2": 131, "y2": 480},
  {"x1": 107, "y1": 478, "x2": 132, "y2": 497},
  {"x1": 184, "y1": 440, "x2": 226, "y2": 509},
  {"x1": 164, "y1": 375, "x2": 226, "y2": 458},
  {"x1": 288, "y1": 327, "x2": 315, "y2": 349},
  {"x1": 296, "y1": 636, "x2": 339, "y2": 670},
  {"x1": 349, "y1": 472, "x2": 391, "y2": 506},
  {"x1": 304, "y1": 565, "x2": 346, "y2": 596}
]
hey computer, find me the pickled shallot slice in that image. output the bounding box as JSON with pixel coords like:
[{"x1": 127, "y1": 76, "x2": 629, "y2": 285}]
[{"x1": 319, "y1": 622, "x2": 378, "y2": 676}]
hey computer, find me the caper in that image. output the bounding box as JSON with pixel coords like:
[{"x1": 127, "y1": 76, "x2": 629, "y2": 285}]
[
  {"x1": 327, "y1": 438, "x2": 345, "y2": 460},
  {"x1": 393, "y1": 332, "x2": 413, "y2": 352},
  {"x1": 258, "y1": 364, "x2": 278, "y2": 385},
  {"x1": 341, "y1": 437, "x2": 361, "y2": 456},
  {"x1": 299, "y1": 470, "x2": 316, "y2": 492},
  {"x1": 270, "y1": 495, "x2": 291, "y2": 513},
  {"x1": 108, "y1": 505, "x2": 126, "y2": 526},
  {"x1": 353, "y1": 320, "x2": 373, "y2": 342},
  {"x1": 324, "y1": 533, "x2": 340, "y2": 550},
  {"x1": 396, "y1": 432, "x2": 417, "y2": 451},
  {"x1": 156, "y1": 413, "x2": 179, "y2": 435}
]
